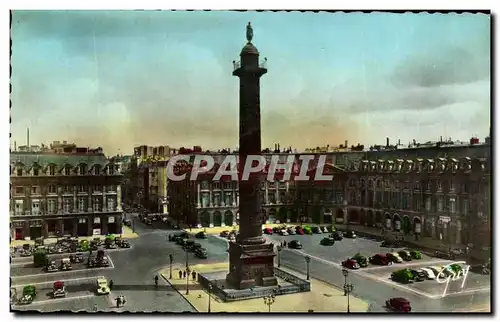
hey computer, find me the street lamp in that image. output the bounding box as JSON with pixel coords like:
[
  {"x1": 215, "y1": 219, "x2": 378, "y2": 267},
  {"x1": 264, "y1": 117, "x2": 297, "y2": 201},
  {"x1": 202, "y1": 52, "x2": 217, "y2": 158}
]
[
  {"x1": 186, "y1": 266, "x2": 191, "y2": 295},
  {"x1": 169, "y1": 254, "x2": 173, "y2": 279},
  {"x1": 342, "y1": 269, "x2": 354, "y2": 313},
  {"x1": 305, "y1": 255, "x2": 311, "y2": 280},
  {"x1": 277, "y1": 246, "x2": 282, "y2": 267},
  {"x1": 208, "y1": 283, "x2": 213, "y2": 313},
  {"x1": 263, "y1": 292, "x2": 276, "y2": 313}
]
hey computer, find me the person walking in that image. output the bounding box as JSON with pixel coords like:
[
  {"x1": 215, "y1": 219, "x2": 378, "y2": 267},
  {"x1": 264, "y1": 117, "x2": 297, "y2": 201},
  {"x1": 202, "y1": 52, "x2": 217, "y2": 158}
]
[
  {"x1": 116, "y1": 296, "x2": 122, "y2": 308},
  {"x1": 109, "y1": 280, "x2": 114, "y2": 290},
  {"x1": 183, "y1": 270, "x2": 187, "y2": 278},
  {"x1": 191, "y1": 270, "x2": 196, "y2": 281},
  {"x1": 178, "y1": 270, "x2": 183, "y2": 279},
  {"x1": 283, "y1": 241, "x2": 287, "y2": 247}
]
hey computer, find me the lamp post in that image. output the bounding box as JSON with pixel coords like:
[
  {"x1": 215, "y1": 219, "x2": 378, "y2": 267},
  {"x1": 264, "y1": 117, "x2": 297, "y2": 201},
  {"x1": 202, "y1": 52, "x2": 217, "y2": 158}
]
[
  {"x1": 305, "y1": 255, "x2": 310, "y2": 280},
  {"x1": 208, "y1": 283, "x2": 213, "y2": 313},
  {"x1": 277, "y1": 246, "x2": 282, "y2": 267},
  {"x1": 263, "y1": 292, "x2": 276, "y2": 313},
  {"x1": 185, "y1": 249, "x2": 190, "y2": 295},
  {"x1": 342, "y1": 269, "x2": 354, "y2": 313},
  {"x1": 169, "y1": 254, "x2": 173, "y2": 279}
]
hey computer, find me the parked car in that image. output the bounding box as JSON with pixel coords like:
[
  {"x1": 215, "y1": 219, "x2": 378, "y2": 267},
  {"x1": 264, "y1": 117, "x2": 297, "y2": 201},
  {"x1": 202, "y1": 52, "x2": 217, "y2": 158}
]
[
  {"x1": 386, "y1": 252, "x2": 403, "y2": 263},
  {"x1": 409, "y1": 250, "x2": 422, "y2": 259},
  {"x1": 288, "y1": 240, "x2": 303, "y2": 249},
  {"x1": 342, "y1": 258, "x2": 360, "y2": 269},
  {"x1": 194, "y1": 248, "x2": 208, "y2": 259},
  {"x1": 437, "y1": 265, "x2": 456, "y2": 278},
  {"x1": 272, "y1": 227, "x2": 281, "y2": 234},
  {"x1": 320, "y1": 237, "x2": 335, "y2": 246},
  {"x1": 470, "y1": 264, "x2": 490, "y2": 275},
  {"x1": 287, "y1": 227, "x2": 296, "y2": 235},
  {"x1": 398, "y1": 250, "x2": 412, "y2": 261},
  {"x1": 60, "y1": 258, "x2": 72, "y2": 271},
  {"x1": 449, "y1": 263, "x2": 465, "y2": 277},
  {"x1": 434, "y1": 250, "x2": 455, "y2": 260},
  {"x1": 343, "y1": 231, "x2": 357, "y2": 238},
  {"x1": 120, "y1": 240, "x2": 131, "y2": 248},
  {"x1": 263, "y1": 228, "x2": 273, "y2": 235},
  {"x1": 370, "y1": 254, "x2": 390, "y2": 266},
  {"x1": 320, "y1": 226, "x2": 329, "y2": 233},
  {"x1": 302, "y1": 226, "x2": 313, "y2": 235},
  {"x1": 19, "y1": 285, "x2": 37, "y2": 305},
  {"x1": 351, "y1": 253, "x2": 368, "y2": 267},
  {"x1": 69, "y1": 254, "x2": 83, "y2": 263},
  {"x1": 386, "y1": 297, "x2": 411, "y2": 312},
  {"x1": 391, "y1": 269, "x2": 414, "y2": 284},
  {"x1": 296, "y1": 227, "x2": 305, "y2": 235},
  {"x1": 419, "y1": 267, "x2": 436, "y2": 280},
  {"x1": 195, "y1": 232, "x2": 208, "y2": 239},
  {"x1": 220, "y1": 231, "x2": 230, "y2": 238},
  {"x1": 409, "y1": 269, "x2": 426, "y2": 282},
  {"x1": 96, "y1": 278, "x2": 110, "y2": 295},
  {"x1": 123, "y1": 219, "x2": 132, "y2": 227},
  {"x1": 52, "y1": 281, "x2": 66, "y2": 298},
  {"x1": 329, "y1": 231, "x2": 343, "y2": 241},
  {"x1": 311, "y1": 226, "x2": 322, "y2": 234},
  {"x1": 381, "y1": 240, "x2": 403, "y2": 248},
  {"x1": 279, "y1": 229, "x2": 289, "y2": 236}
]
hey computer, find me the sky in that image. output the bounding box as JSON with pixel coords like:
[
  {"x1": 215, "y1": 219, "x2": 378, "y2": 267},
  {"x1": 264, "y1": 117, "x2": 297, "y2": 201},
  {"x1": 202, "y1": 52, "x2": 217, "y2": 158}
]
[{"x1": 11, "y1": 11, "x2": 491, "y2": 155}]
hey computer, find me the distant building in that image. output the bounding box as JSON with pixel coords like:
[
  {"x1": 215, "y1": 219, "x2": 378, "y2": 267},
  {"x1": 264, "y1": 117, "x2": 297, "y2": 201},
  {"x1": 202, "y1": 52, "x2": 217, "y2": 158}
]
[{"x1": 10, "y1": 144, "x2": 123, "y2": 240}]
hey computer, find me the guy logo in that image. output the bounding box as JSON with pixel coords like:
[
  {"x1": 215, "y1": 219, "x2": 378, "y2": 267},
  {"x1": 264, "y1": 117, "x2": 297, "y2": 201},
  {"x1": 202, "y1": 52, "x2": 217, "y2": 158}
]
[{"x1": 435, "y1": 261, "x2": 470, "y2": 297}]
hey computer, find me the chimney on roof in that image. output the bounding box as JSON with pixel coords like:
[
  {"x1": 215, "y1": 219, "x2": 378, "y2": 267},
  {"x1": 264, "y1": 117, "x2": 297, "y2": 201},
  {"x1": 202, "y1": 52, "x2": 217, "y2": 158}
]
[
  {"x1": 413, "y1": 139, "x2": 416, "y2": 146},
  {"x1": 278, "y1": 143, "x2": 280, "y2": 151},
  {"x1": 386, "y1": 137, "x2": 389, "y2": 147},
  {"x1": 27, "y1": 128, "x2": 29, "y2": 149},
  {"x1": 14, "y1": 141, "x2": 16, "y2": 151},
  {"x1": 398, "y1": 139, "x2": 400, "y2": 146},
  {"x1": 345, "y1": 140, "x2": 348, "y2": 148},
  {"x1": 440, "y1": 136, "x2": 443, "y2": 142}
]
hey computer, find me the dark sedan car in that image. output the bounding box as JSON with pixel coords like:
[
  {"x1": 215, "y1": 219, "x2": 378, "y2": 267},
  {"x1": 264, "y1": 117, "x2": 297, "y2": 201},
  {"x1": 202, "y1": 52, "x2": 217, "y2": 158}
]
[
  {"x1": 288, "y1": 240, "x2": 303, "y2": 249},
  {"x1": 195, "y1": 232, "x2": 208, "y2": 239},
  {"x1": 311, "y1": 226, "x2": 322, "y2": 234},
  {"x1": 329, "y1": 231, "x2": 343, "y2": 241},
  {"x1": 343, "y1": 231, "x2": 357, "y2": 238},
  {"x1": 320, "y1": 237, "x2": 335, "y2": 246}
]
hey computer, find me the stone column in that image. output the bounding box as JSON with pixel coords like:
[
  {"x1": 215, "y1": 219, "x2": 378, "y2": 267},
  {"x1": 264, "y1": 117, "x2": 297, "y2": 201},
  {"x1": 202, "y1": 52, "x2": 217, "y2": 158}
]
[
  {"x1": 209, "y1": 190, "x2": 213, "y2": 207},
  {"x1": 72, "y1": 218, "x2": 78, "y2": 236},
  {"x1": 209, "y1": 212, "x2": 214, "y2": 228},
  {"x1": 58, "y1": 187, "x2": 63, "y2": 214},
  {"x1": 88, "y1": 193, "x2": 93, "y2": 213},
  {"x1": 343, "y1": 207, "x2": 348, "y2": 224},
  {"x1": 197, "y1": 184, "x2": 201, "y2": 208},
  {"x1": 431, "y1": 218, "x2": 436, "y2": 239},
  {"x1": 73, "y1": 187, "x2": 77, "y2": 213},
  {"x1": 43, "y1": 222, "x2": 49, "y2": 238},
  {"x1": 221, "y1": 212, "x2": 226, "y2": 227},
  {"x1": 117, "y1": 185, "x2": 122, "y2": 211},
  {"x1": 196, "y1": 212, "x2": 201, "y2": 228},
  {"x1": 275, "y1": 186, "x2": 280, "y2": 204},
  {"x1": 265, "y1": 183, "x2": 269, "y2": 204},
  {"x1": 286, "y1": 182, "x2": 289, "y2": 193},
  {"x1": 455, "y1": 220, "x2": 461, "y2": 245},
  {"x1": 57, "y1": 219, "x2": 63, "y2": 236},
  {"x1": 23, "y1": 222, "x2": 30, "y2": 240},
  {"x1": 102, "y1": 193, "x2": 107, "y2": 212},
  {"x1": 233, "y1": 191, "x2": 237, "y2": 206}
]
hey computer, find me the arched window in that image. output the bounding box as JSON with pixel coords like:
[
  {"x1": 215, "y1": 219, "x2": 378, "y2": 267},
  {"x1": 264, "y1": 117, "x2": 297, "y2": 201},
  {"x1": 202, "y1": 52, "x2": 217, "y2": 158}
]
[
  {"x1": 49, "y1": 164, "x2": 56, "y2": 176},
  {"x1": 79, "y1": 164, "x2": 87, "y2": 176},
  {"x1": 16, "y1": 167, "x2": 22, "y2": 176},
  {"x1": 94, "y1": 165, "x2": 101, "y2": 175},
  {"x1": 64, "y1": 165, "x2": 71, "y2": 176}
]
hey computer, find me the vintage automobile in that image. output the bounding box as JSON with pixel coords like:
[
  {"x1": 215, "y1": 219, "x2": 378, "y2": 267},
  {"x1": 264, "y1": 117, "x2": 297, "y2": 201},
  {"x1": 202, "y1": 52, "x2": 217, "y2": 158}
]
[
  {"x1": 302, "y1": 226, "x2": 313, "y2": 235},
  {"x1": 263, "y1": 228, "x2": 273, "y2": 235},
  {"x1": 92, "y1": 238, "x2": 103, "y2": 246},
  {"x1": 287, "y1": 227, "x2": 296, "y2": 235},
  {"x1": 52, "y1": 281, "x2": 66, "y2": 298},
  {"x1": 272, "y1": 227, "x2": 281, "y2": 234},
  {"x1": 311, "y1": 226, "x2": 322, "y2": 234},
  {"x1": 195, "y1": 232, "x2": 208, "y2": 239},
  {"x1": 409, "y1": 250, "x2": 422, "y2": 259},
  {"x1": 386, "y1": 252, "x2": 404, "y2": 263},
  {"x1": 329, "y1": 231, "x2": 343, "y2": 241},
  {"x1": 46, "y1": 260, "x2": 59, "y2": 273},
  {"x1": 437, "y1": 265, "x2": 456, "y2": 278},
  {"x1": 380, "y1": 240, "x2": 403, "y2": 248},
  {"x1": 398, "y1": 250, "x2": 413, "y2": 261},
  {"x1": 386, "y1": 297, "x2": 411, "y2": 312},
  {"x1": 279, "y1": 229, "x2": 289, "y2": 236},
  {"x1": 470, "y1": 264, "x2": 490, "y2": 275},
  {"x1": 123, "y1": 219, "x2": 132, "y2": 227},
  {"x1": 343, "y1": 231, "x2": 357, "y2": 239},
  {"x1": 96, "y1": 278, "x2": 111, "y2": 295},
  {"x1": 89, "y1": 241, "x2": 99, "y2": 251},
  {"x1": 120, "y1": 239, "x2": 131, "y2": 248},
  {"x1": 419, "y1": 267, "x2": 436, "y2": 280},
  {"x1": 60, "y1": 258, "x2": 72, "y2": 271},
  {"x1": 19, "y1": 285, "x2": 37, "y2": 305},
  {"x1": 288, "y1": 240, "x2": 303, "y2": 249},
  {"x1": 296, "y1": 227, "x2": 305, "y2": 235},
  {"x1": 220, "y1": 230, "x2": 230, "y2": 238},
  {"x1": 320, "y1": 237, "x2": 335, "y2": 246},
  {"x1": 69, "y1": 254, "x2": 83, "y2": 263},
  {"x1": 176, "y1": 238, "x2": 188, "y2": 246},
  {"x1": 351, "y1": 253, "x2": 368, "y2": 267},
  {"x1": 194, "y1": 247, "x2": 208, "y2": 259},
  {"x1": 391, "y1": 269, "x2": 414, "y2": 284},
  {"x1": 369, "y1": 254, "x2": 390, "y2": 266},
  {"x1": 409, "y1": 269, "x2": 426, "y2": 282},
  {"x1": 434, "y1": 250, "x2": 455, "y2": 260},
  {"x1": 342, "y1": 258, "x2": 360, "y2": 269},
  {"x1": 320, "y1": 226, "x2": 329, "y2": 233},
  {"x1": 449, "y1": 263, "x2": 466, "y2": 276}
]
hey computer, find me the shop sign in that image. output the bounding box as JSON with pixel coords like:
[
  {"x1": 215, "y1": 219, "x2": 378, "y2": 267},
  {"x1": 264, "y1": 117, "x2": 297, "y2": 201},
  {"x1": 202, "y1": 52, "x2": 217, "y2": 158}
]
[
  {"x1": 94, "y1": 217, "x2": 101, "y2": 224},
  {"x1": 30, "y1": 220, "x2": 42, "y2": 227},
  {"x1": 93, "y1": 229, "x2": 101, "y2": 235},
  {"x1": 108, "y1": 216, "x2": 115, "y2": 223}
]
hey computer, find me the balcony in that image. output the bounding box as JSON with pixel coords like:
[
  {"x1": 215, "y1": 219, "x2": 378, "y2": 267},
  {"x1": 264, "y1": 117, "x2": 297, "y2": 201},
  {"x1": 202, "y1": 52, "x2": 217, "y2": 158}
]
[{"x1": 232, "y1": 59, "x2": 267, "y2": 72}]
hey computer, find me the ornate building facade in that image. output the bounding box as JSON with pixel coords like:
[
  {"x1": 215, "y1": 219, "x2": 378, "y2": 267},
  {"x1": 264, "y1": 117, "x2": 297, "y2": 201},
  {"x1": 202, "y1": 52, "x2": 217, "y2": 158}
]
[{"x1": 10, "y1": 150, "x2": 123, "y2": 240}]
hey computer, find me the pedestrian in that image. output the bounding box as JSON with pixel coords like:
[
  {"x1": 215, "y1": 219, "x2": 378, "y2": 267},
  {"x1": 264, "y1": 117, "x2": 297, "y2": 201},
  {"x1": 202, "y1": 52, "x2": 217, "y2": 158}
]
[
  {"x1": 116, "y1": 296, "x2": 122, "y2": 308},
  {"x1": 283, "y1": 241, "x2": 287, "y2": 247},
  {"x1": 93, "y1": 304, "x2": 98, "y2": 311},
  {"x1": 183, "y1": 270, "x2": 187, "y2": 278},
  {"x1": 178, "y1": 270, "x2": 183, "y2": 279},
  {"x1": 191, "y1": 270, "x2": 196, "y2": 281},
  {"x1": 343, "y1": 285, "x2": 347, "y2": 296},
  {"x1": 109, "y1": 280, "x2": 114, "y2": 290}
]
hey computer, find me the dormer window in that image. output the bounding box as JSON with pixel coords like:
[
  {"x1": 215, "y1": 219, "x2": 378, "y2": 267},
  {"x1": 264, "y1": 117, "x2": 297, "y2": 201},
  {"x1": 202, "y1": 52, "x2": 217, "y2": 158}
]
[
  {"x1": 49, "y1": 165, "x2": 56, "y2": 176},
  {"x1": 16, "y1": 168, "x2": 22, "y2": 176},
  {"x1": 108, "y1": 165, "x2": 115, "y2": 175},
  {"x1": 64, "y1": 166, "x2": 71, "y2": 176},
  {"x1": 79, "y1": 164, "x2": 87, "y2": 176},
  {"x1": 94, "y1": 165, "x2": 101, "y2": 175},
  {"x1": 33, "y1": 168, "x2": 39, "y2": 176}
]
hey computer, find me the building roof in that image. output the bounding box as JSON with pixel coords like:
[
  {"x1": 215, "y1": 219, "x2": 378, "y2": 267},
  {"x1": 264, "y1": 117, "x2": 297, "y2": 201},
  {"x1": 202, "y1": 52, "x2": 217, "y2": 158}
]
[
  {"x1": 241, "y1": 42, "x2": 259, "y2": 55},
  {"x1": 10, "y1": 152, "x2": 109, "y2": 169}
]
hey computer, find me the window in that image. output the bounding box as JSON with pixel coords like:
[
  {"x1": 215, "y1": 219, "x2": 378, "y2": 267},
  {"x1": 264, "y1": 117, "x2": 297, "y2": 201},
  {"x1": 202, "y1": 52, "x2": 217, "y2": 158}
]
[
  {"x1": 48, "y1": 200, "x2": 56, "y2": 214},
  {"x1": 94, "y1": 185, "x2": 101, "y2": 192},
  {"x1": 395, "y1": 181, "x2": 400, "y2": 189},
  {"x1": 79, "y1": 164, "x2": 87, "y2": 176},
  {"x1": 415, "y1": 181, "x2": 420, "y2": 190},
  {"x1": 213, "y1": 182, "x2": 220, "y2": 190},
  {"x1": 64, "y1": 185, "x2": 71, "y2": 193},
  {"x1": 78, "y1": 198, "x2": 86, "y2": 212},
  {"x1": 15, "y1": 200, "x2": 23, "y2": 215},
  {"x1": 93, "y1": 198, "x2": 101, "y2": 212},
  {"x1": 94, "y1": 165, "x2": 101, "y2": 175},
  {"x1": 31, "y1": 186, "x2": 40, "y2": 195},
  {"x1": 223, "y1": 182, "x2": 232, "y2": 190},
  {"x1": 48, "y1": 185, "x2": 57, "y2": 194},
  {"x1": 449, "y1": 197, "x2": 456, "y2": 213},
  {"x1": 449, "y1": 181, "x2": 455, "y2": 192},
  {"x1": 78, "y1": 185, "x2": 86, "y2": 193},
  {"x1": 268, "y1": 192, "x2": 276, "y2": 204},
  {"x1": 213, "y1": 193, "x2": 221, "y2": 206},
  {"x1": 107, "y1": 198, "x2": 115, "y2": 211},
  {"x1": 425, "y1": 197, "x2": 431, "y2": 212},
  {"x1": 64, "y1": 166, "x2": 71, "y2": 176},
  {"x1": 224, "y1": 193, "x2": 233, "y2": 206},
  {"x1": 64, "y1": 199, "x2": 72, "y2": 213},
  {"x1": 15, "y1": 186, "x2": 24, "y2": 195},
  {"x1": 49, "y1": 165, "x2": 56, "y2": 176},
  {"x1": 279, "y1": 191, "x2": 287, "y2": 203},
  {"x1": 16, "y1": 168, "x2": 22, "y2": 176},
  {"x1": 33, "y1": 168, "x2": 39, "y2": 176},
  {"x1": 437, "y1": 196, "x2": 444, "y2": 212},
  {"x1": 108, "y1": 165, "x2": 115, "y2": 175},
  {"x1": 201, "y1": 193, "x2": 209, "y2": 207},
  {"x1": 31, "y1": 201, "x2": 40, "y2": 215},
  {"x1": 108, "y1": 185, "x2": 115, "y2": 193},
  {"x1": 201, "y1": 181, "x2": 209, "y2": 190},
  {"x1": 463, "y1": 199, "x2": 469, "y2": 215},
  {"x1": 436, "y1": 180, "x2": 442, "y2": 191}
]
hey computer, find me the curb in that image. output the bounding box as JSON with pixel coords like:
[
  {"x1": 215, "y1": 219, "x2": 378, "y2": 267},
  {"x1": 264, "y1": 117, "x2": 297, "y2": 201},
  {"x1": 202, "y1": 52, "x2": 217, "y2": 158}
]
[{"x1": 159, "y1": 272, "x2": 199, "y2": 313}]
